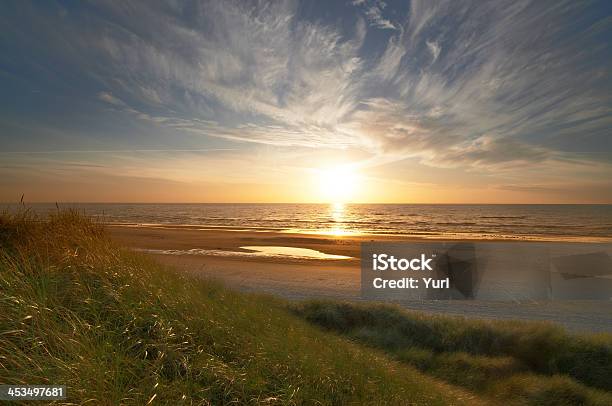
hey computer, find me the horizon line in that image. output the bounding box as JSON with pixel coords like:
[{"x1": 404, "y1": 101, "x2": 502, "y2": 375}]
[{"x1": 3, "y1": 201, "x2": 612, "y2": 206}]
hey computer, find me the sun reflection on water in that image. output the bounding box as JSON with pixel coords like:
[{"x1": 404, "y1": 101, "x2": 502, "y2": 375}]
[
  {"x1": 329, "y1": 202, "x2": 350, "y2": 236},
  {"x1": 281, "y1": 203, "x2": 362, "y2": 236}
]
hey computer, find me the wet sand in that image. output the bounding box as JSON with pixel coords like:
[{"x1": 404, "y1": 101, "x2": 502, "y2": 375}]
[{"x1": 108, "y1": 224, "x2": 612, "y2": 333}]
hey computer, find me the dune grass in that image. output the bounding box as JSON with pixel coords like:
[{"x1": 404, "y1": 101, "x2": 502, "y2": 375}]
[
  {"x1": 2, "y1": 210, "x2": 611, "y2": 405},
  {"x1": 0, "y1": 209, "x2": 483, "y2": 405},
  {"x1": 292, "y1": 301, "x2": 612, "y2": 405}
]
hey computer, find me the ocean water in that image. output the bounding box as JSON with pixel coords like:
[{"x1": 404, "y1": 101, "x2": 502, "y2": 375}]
[{"x1": 7, "y1": 203, "x2": 612, "y2": 241}]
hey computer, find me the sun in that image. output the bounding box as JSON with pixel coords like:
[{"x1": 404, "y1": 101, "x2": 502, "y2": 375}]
[{"x1": 317, "y1": 165, "x2": 360, "y2": 203}]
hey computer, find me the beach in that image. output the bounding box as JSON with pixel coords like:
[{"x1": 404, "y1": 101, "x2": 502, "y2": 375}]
[{"x1": 109, "y1": 224, "x2": 612, "y2": 333}]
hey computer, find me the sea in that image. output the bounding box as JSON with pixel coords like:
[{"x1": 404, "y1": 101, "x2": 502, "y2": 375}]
[{"x1": 6, "y1": 203, "x2": 612, "y2": 241}]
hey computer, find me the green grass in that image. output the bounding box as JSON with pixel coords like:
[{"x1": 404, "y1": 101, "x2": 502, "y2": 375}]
[
  {"x1": 2, "y1": 210, "x2": 611, "y2": 405},
  {"x1": 292, "y1": 301, "x2": 612, "y2": 405},
  {"x1": 0, "y1": 210, "x2": 481, "y2": 405}
]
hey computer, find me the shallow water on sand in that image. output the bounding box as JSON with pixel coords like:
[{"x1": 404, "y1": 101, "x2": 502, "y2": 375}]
[
  {"x1": 240, "y1": 246, "x2": 351, "y2": 259},
  {"x1": 135, "y1": 246, "x2": 353, "y2": 260}
]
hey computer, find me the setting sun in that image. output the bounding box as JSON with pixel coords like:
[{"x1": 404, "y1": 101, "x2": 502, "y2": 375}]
[{"x1": 317, "y1": 166, "x2": 360, "y2": 203}]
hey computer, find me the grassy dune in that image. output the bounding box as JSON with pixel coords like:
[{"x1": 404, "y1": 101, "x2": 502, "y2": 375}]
[
  {"x1": 1, "y1": 210, "x2": 611, "y2": 405},
  {"x1": 0, "y1": 210, "x2": 480, "y2": 405},
  {"x1": 292, "y1": 302, "x2": 612, "y2": 405}
]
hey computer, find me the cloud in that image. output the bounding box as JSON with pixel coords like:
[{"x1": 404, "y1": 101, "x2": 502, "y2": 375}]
[
  {"x1": 97, "y1": 92, "x2": 126, "y2": 107},
  {"x1": 85, "y1": 0, "x2": 368, "y2": 148},
  {"x1": 2, "y1": 0, "x2": 611, "y2": 191},
  {"x1": 426, "y1": 40, "x2": 440, "y2": 62},
  {"x1": 365, "y1": 6, "x2": 396, "y2": 30},
  {"x1": 353, "y1": 0, "x2": 398, "y2": 30},
  {"x1": 436, "y1": 135, "x2": 554, "y2": 168},
  {"x1": 95, "y1": 1, "x2": 607, "y2": 169}
]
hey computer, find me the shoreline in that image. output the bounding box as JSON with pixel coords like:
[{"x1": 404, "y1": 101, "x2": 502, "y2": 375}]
[{"x1": 106, "y1": 222, "x2": 612, "y2": 244}]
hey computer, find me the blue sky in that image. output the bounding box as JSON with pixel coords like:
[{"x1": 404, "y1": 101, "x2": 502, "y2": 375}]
[{"x1": 0, "y1": 0, "x2": 611, "y2": 202}]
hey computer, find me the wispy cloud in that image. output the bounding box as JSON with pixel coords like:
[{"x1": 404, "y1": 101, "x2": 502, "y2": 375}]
[
  {"x1": 1, "y1": 0, "x2": 610, "y2": 201},
  {"x1": 357, "y1": 0, "x2": 398, "y2": 30},
  {"x1": 97, "y1": 92, "x2": 127, "y2": 107},
  {"x1": 81, "y1": 1, "x2": 610, "y2": 167}
]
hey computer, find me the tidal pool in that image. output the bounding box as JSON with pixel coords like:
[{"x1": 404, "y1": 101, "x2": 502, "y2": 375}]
[{"x1": 240, "y1": 246, "x2": 352, "y2": 260}]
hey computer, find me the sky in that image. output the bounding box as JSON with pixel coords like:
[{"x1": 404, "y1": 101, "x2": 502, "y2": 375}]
[{"x1": 0, "y1": 0, "x2": 611, "y2": 203}]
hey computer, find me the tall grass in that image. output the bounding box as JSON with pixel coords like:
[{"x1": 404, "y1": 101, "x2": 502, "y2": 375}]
[
  {"x1": 292, "y1": 301, "x2": 612, "y2": 405},
  {"x1": 3, "y1": 209, "x2": 611, "y2": 405},
  {"x1": 0, "y1": 210, "x2": 482, "y2": 405}
]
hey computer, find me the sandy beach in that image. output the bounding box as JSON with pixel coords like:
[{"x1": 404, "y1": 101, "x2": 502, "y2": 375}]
[{"x1": 109, "y1": 224, "x2": 612, "y2": 333}]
